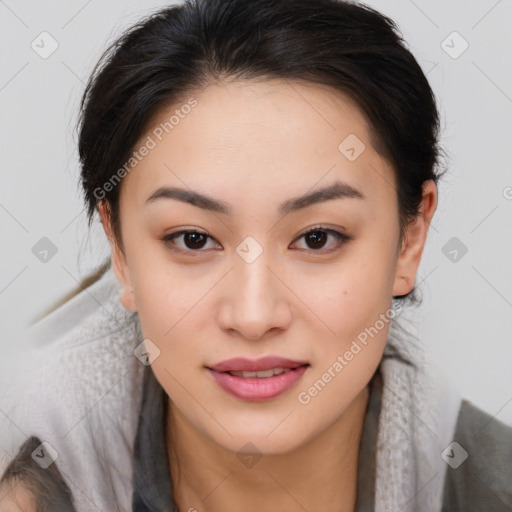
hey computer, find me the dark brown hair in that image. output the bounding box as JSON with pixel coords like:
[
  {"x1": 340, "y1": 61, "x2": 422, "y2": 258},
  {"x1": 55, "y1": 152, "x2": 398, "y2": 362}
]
[{"x1": 0, "y1": 436, "x2": 76, "y2": 512}]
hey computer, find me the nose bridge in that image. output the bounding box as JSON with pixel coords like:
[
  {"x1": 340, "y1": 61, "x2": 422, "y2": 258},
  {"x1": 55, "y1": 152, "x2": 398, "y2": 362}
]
[
  {"x1": 219, "y1": 248, "x2": 290, "y2": 340},
  {"x1": 238, "y1": 253, "x2": 273, "y2": 305}
]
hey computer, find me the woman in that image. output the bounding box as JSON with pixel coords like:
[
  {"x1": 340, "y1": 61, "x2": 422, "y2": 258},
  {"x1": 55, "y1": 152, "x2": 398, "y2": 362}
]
[{"x1": 1, "y1": 0, "x2": 511, "y2": 511}]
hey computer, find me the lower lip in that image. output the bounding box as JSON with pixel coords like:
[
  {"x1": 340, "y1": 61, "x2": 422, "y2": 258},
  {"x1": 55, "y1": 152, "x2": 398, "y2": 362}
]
[{"x1": 207, "y1": 366, "x2": 309, "y2": 401}]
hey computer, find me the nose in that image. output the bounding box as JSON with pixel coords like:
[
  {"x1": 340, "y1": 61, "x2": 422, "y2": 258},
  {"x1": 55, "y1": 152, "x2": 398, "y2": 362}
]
[{"x1": 217, "y1": 254, "x2": 292, "y2": 341}]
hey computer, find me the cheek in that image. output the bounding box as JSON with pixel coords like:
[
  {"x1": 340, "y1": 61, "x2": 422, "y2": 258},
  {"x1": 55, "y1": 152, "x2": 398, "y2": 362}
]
[
  {"x1": 292, "y1": 250, "x2": 395, "y2": 342},
  {"x1": 131, "y1": 270, "x2": 212, "y2": 371},
  {"x1": 131, "y1": 258, "x2": 203, "y2": 324}
]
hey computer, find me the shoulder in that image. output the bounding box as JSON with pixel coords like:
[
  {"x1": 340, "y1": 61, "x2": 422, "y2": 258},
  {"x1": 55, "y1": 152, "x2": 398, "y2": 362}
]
[
  {"x1": 1, "y1": 263, "x2": 141, "y2": 441},
  {"x1": 0, "y1": 264, "x2": 146, "y2": 511},
  {"x1": 442, "y1": 398, "x2": 512, "y2": 511}
]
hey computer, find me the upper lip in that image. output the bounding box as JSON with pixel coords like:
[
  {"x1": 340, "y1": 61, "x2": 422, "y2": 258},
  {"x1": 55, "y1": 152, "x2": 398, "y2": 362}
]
[{"x1": 208, "y1": 356, "x2": 309, "y2": 373}]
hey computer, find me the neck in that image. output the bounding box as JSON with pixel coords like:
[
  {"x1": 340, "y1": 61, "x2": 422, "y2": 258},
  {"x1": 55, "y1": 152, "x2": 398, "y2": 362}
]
[{"x1": 166, "y1": 385, "x2": 370, "y2": 512}]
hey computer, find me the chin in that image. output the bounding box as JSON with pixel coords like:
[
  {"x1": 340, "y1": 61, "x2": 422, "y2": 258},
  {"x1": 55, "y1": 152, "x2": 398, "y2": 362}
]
[{"x1": 210, "y1": 424, "x2": 310, "y2": 458}]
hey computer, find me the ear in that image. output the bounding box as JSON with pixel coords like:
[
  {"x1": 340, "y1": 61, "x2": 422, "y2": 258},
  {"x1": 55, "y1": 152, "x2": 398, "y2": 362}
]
[
  {"x1": 97, "y1": 201, "x2": 138, "y2": 313},
  {"x1": 392, "y1": 179, "x2": 438, "y2": 297}
]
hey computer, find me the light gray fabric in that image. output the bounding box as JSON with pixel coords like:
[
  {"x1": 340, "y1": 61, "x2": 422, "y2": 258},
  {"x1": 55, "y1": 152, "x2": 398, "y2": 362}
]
[
  {"x1": 0, "y1": 265, "x2": 146, "y2": 512},
  {"x1": 375, "y1": 319, "x2": 462, "y2": 512},
  {"x1": 0, "y1": 264, "x2": 463, "y2": 512}
]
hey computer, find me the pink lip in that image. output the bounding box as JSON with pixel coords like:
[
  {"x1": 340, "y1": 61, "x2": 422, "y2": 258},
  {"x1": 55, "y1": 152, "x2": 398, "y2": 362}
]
[
  {"x1": 208, "y1": 356, "x2": 309, "y2": 372},
  {"x1": 206, "y1": 356, "x2": 309, "y2": 401},
  {"x1": 208, "y1": 367, "x2": 308, "y2": 401}
]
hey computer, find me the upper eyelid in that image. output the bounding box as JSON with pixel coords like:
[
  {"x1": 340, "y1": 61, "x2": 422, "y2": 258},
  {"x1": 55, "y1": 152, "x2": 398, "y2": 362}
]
[{"x1": 163, "y1": 229, "x2": 219, "y2": 248}]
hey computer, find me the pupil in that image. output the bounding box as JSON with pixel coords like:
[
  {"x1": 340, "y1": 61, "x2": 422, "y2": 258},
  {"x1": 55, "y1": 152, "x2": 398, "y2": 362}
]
[
  {"x1": 307, "y1": 230, "x2": 326, "y2": 249},
  {"x1": 186, "y1": 232, "x2": 206, "y2": 249}
]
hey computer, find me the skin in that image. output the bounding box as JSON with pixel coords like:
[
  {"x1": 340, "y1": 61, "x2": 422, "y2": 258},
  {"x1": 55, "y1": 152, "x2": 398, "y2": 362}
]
[{"x1": 99, "y1": 78, "x2": 437, "y2": 512}]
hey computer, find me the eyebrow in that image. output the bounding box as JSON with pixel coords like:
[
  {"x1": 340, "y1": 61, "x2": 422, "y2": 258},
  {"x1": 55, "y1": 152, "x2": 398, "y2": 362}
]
[{"x1": 145, "y1": 180, "x2": 365, "y2": 216}]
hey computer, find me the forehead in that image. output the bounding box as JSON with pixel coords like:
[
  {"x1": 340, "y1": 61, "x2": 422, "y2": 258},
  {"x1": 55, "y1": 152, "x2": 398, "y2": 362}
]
[{"x1": 120, "y1": 78, "x2": 396, "y2": 211}]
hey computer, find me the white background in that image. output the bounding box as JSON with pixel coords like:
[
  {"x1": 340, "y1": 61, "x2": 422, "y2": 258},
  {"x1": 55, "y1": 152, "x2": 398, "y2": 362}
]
[{"x1": 1, "y1": 0, "x2": 511, "y2": 425}]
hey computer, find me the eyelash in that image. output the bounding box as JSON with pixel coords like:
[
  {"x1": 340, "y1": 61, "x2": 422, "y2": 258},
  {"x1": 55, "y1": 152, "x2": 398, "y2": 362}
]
[{"x1": 161, "y1": 225, "x2": 352, "y2": 256}]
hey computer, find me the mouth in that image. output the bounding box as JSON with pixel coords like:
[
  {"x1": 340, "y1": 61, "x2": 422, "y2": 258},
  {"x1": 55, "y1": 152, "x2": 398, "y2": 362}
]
[
  {"x1": 206, "y1": 360, "x2": 310, "y2": 401},
  {"x1": 207, "y1": 355, "x2": 310, "y2": 373},
  {"x1": 225, "y1": 367, "x2": 303, "y2": 378}
]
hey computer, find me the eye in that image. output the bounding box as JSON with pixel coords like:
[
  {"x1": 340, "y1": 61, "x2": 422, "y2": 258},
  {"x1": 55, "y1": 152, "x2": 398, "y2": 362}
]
[
  {"x1": 161, "y1": 225, "x2": 351, "y2": 255},
  {"x1": 290, "y1": 226, "x2": 351, "y2": 252},
  {"x1": 161, "y1": 229, "x2": 221, "y2": 253}
]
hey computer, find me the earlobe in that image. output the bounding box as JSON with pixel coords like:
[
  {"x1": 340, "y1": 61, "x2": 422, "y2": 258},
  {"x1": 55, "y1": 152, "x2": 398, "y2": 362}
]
[
  {"x1": 392, "y1": 180, "x2": 438, "y2": 297},
  {"x1": 97, "y1": 201, "x2": 138, "y2": 313},
  {"x1": 118, "y1": 282, "x2": 137, "y2": 313},
  {"x1": 112, "y1": 249, "x2": 137, "y2": 313}
]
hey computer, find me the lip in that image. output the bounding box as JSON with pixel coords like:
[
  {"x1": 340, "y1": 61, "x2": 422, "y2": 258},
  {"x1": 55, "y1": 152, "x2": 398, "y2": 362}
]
[
  {"x1": 207, "y1": 366, "x2": 308, "y2": 401},
  {"x1": 208, "y1": 356, "x2": 309, "y2": 372}
]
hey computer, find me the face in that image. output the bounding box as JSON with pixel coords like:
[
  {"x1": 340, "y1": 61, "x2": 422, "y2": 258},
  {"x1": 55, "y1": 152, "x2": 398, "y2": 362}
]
[{"x1": 100, "y1": 78, "x2": 436, "y2": 455}]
